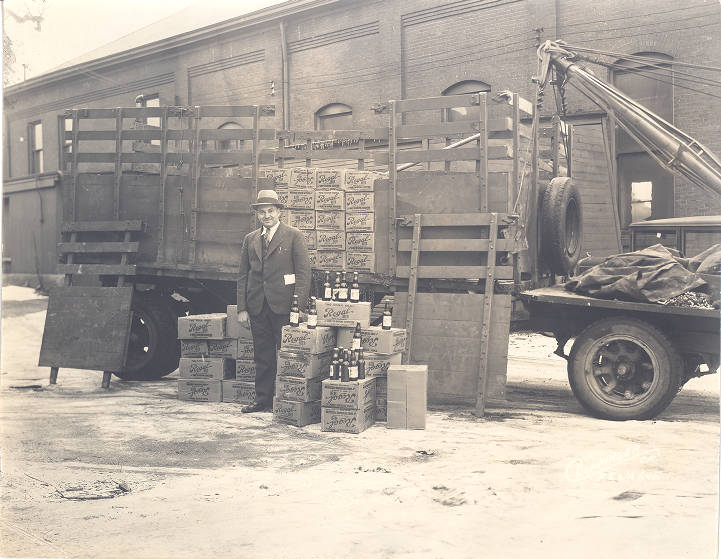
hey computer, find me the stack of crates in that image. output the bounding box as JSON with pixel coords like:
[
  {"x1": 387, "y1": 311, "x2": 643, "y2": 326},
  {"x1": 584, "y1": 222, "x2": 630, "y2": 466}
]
[{"x1": 222, "y1": 305, "x2": 258, "y2": 405}]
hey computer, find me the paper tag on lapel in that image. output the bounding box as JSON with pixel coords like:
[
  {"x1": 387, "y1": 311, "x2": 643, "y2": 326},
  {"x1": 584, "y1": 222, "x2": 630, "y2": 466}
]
[{"x1": 284, "y1": 274, "x2": 296, "y2": 285}]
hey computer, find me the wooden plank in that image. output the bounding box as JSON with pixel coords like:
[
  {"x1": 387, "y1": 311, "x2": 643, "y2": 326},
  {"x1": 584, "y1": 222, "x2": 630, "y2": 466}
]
[
  {"x1": 77, "y1": 107, "x2": 170, "y2": 118},
  {"x1": 197, "y1": 105, "x2": 275, "y2": 118},
  {"x1": 275, "y1": 147, "x2": 371, "y2": 161},
  {"x1": 114, "y1": 108, "x2": 123, "y2": 219},
  {"x1": 58, "y1": 242, "x2": 139, "y2": 254},
  {"x1": 62, "y1": 220, "x2": 145, "y2": 232},
  {"x1": 276, "y1": 129, "x2": 389, "y2": 141},
  {"x1": 479, "y1": 95, "x2": 489, "y2": 212},
  {"x1": 200, "y1": 152, "x2": 275, "y2": 165},
  {"x1": 395, "y1": 94, "x2": 481, "y2": 112},
  {"x1": 397, "y1": 238, "x2": 515, "y2": 252},
  {"x1": 475, "y1": 212, "x2": 498, "y2": 415},
  {"x1": 198, "y1": 128, "x2": 275, "y2": 141},
  {"x1": 404, "y1": 214, "x2": 423, "y2": 363},
  {"x1": 57, "y1": 264, "x2": 137, "y2": 275},
  {"x1": 394, "y1": 118, "x2": 516, "y2": 139},
  {"x1": 399, "y1": 213, "x2": 509, "y2": 226},
  {"x1": 396, "y1": 265, "x2": 513, "y2": 279},
  {"x1": 38, "y1": 286, "x2": 134, "y2": 371},
  {"x1": 375, "y1": 145, "x2": 510, "y2": 165}
]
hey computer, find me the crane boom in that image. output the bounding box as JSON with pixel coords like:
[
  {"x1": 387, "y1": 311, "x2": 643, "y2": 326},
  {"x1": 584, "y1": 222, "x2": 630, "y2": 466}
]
[{"x1": 537, "y1": 40, "x2": 721, "y2": 198}]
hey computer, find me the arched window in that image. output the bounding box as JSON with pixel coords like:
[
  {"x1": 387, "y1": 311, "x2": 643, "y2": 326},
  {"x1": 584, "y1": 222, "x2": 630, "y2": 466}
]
[
  {"x1": 217, "y1": 121, "x2": 244, "y2": 152},
  {"x1": 315, "y1": 103, "x2": 352, "y2": 130},
  {"x1": 613, "y1": 53, "x2": 674, "y2": 226},
  {"x1": 442, "y1": 80, "x2": 491, "y2": 121}
]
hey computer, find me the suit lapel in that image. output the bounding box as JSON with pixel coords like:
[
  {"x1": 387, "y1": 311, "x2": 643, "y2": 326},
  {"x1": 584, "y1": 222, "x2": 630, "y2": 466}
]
[
  {"x1": 253, "y1": 228, "x2": 263, "y2": 262},
  {"x1": 265, "y1": 222, "x2": 287, "y2": 259}
]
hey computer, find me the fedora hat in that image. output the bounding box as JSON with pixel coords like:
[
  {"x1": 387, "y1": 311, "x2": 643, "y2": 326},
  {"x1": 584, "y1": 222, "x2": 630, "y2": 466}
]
[{"x1": 250, "y1": 189, "x2": 284, "y2": 209}]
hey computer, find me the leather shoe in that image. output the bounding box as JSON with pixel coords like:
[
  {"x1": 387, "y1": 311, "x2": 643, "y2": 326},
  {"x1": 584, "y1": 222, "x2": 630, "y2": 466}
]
[{"x1": 241, "y1": 401, "x2": 270, "y2": 413}]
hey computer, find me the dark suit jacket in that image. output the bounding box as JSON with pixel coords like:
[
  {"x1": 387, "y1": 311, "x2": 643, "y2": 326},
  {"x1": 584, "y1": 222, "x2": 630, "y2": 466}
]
[{"x1": 237, "y1": 222, "x2": 311, "y2": 316}]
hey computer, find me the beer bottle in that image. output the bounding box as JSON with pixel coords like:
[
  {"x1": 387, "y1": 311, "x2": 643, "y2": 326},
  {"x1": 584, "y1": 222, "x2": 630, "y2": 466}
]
[
  {"x1": 307, "y1": 296, "x2": 317, "y2": 329},
  {"x1": 341, "y1": 350, "x2": 350, "y2": 382},
  {"x1": 333, "y1": 272, "x2": 341, "y2": 301},
  {"x1": 329, "y1": 347, "x2": 340, "y2": 380},
  {"x1": 350, "y1": 271, "x2": 360, "y2": 303},
  {"x1": 323, "y1": 271, "x2": 332, "y2": 301},
  {"x1": 338, "y1": 271, "x2": 349, "y2": 302},
  {"x1": 358, "y1": 348, "x2": 366, "y2": 380},
  {"x1": 352, "y1": 321, "x2": 362, "y2": 350},
  {"x1": 382, "y1": 301, "x2": 392, "y2": 330},
  {"x1": 289, "y1": 294, "x2": 300, "y2": 327},
  {"x1": 348, "y1": 350, "x2": 359, "y2": 381}
]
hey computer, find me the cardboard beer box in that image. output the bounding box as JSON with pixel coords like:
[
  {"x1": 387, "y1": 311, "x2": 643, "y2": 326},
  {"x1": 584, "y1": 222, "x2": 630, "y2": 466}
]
[
  {"x1": 178, "y1": 379, "x2": 223, "y2": 402},
  {"x1": 208, "y1": 338, "x2": 239, "y2": 359},
  {"x1": 179, "y1": 357, "x2": 235, "y2": 380},
  {"x1": 316, "y1": 229, "x2": 345, "y2": 251},
  {"x1": 287, "y1": 189, "x2": 315, "y2": 209},
  {"x1": 321, "y1": 403, "x2": 376, "y2": 434},
  {"x1": 375, "y1": 376, "x2": 387, "y2": 399},
  {"x1": 387, "y1": 364, "x2": 428, "y2": 430},
  {"x1": 364, "y1": 352, "x2": 403, "y2": 378},
  {"x1": 273, "y1": 398, "x2": 321, "y2": 427},
  {"x1": 316, "y1": 169, "x2": 343, "y2": 189},
  {"x1": 177, "y1": 313, "x2": 226, "y2": 339},
  {"x1": 288, "y1": 209, "x2": 316, "y2": 230},
  {"x1": 321, "y1": 377, "x2": 376, "y2": 409},
  {"x1": 302, "y1": 230, "x2": 317, "y2": 250},
  {"x1": 221, "y1": 380, "x2": 255, "y2": 404},
  {"x1": 343, "y1": 170, "x2": 377, "y2": 192},
  {"x1": 275, "y1": 375, "x2": 323, "y2": 402},
  {"x1": 346, "y1": 252, "x2": 375, "y2": 273},
  {"x1": 316, "y1": 251, "x2": 345, "y2": 271},
  {"x1": 276, "y1": 350, "x2": 332, "y2": 379},
  {"x1": 308, "y1": 250, "x2": 317, "y2": 268},
  {"x1": 225, "y1": 305, "x2": 253, "y2": 339},
  {"x1": 235, "y1": 359, "x2": 257, "y2": 381},
  {"x1": 316, "y1": 300, "x2": 371, "y2": 328},
  {"x1": 180, "y1": 339, "x2": 208, "y2": 357},
  {"x1": 237, "y1": 339, "x2": 255, "y2": 360},
  {"x1": 275, "y1": 188, "x2": 290, "y2": 207},
  {"x1": 315, "y1": 210, "x2": 345, "y2": 231},
  {"x1": 261, "y1": 168, "x2": 290, "y2": 187},
  {"x1": 290, "y1": 168, "x2": 317, "y2": 190},
  {"x1": 280, "y1": 324, "x2": 336, "y2": 354},
  {"x1": 345, "y1": 232, "x2": 374, "y2": 253},
  {"x1": 315, "y1": 189, "x2": 345, "y2": 210},
  {"x1": 279, "y1": 210, "x2": 290, "y2": 225},
  {"x1": 375, "y1": 397, "x2": 388, "y2": 422},
  {"x1": 361, "y1": 326, "x2": 408, "y2": 355},
  {"x1": 345, "y1": 192, "x2": 374, "y2": 213},
  {"x1": 346, "y1": 212, "x2": 374, "y2": 232}
]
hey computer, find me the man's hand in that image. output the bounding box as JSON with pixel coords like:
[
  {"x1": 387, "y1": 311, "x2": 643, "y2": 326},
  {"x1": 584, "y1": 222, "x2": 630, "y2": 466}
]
[{"x1": 238, "y1": 310, "x2": 250, "y2": 324}]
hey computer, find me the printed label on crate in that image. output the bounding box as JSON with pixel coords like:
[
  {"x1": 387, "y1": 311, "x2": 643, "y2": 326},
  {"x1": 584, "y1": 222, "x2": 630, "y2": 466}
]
[
  {"x1": 316, "y1": 230, "x2": 345, "y2": 251},
  {"x1": 273, "y1": 398, "x2": 322, "y2": 426},
  {"x1": 178, "y1": 314, "x2": 226, "y2": 339},
  {"x1": 316, "y1": 169, "x2": 343, "y2": 189},
  {"x1": 302, "y1": 230, "x2": 316, "y2": 250},
  {"x1": 275, "y1": 188, "x2": 289, "y2": 207},
  {"x1": 281, "y1": 325, "x2": 336, "y2": 354},
  {"x1": 261, "y1": 168, "x2": 290, "y2": 186},
  {"x1": 345, "y1": 232, "x2": 374, "y2": 252},
  {"x1": 315, "y1": 190, "x2": 345, "y2": 210},
  {"x1": 279, "y1": 210, "x2": 289, "y2": 224},
  {"x1": 287, "y1": 189, "x2": 315, "y2": 209},
  {"x1": 277, "y1": 350, "x2": 332, "y2": 378},
  {"x1": 345, "y1": 192, "x2": 374, "y2": 212},
  {"x1": 235, "y1": 359, "x2": 257, "y2": 380},
  {"x1": 178, "y1": 379, "x2": 222, "y2": 402},
  {"x1": 315, "y1": 210, "x2": 345, "y2": 231},
  {"x1": 364, "y1": 352, "x2": 403, "y2": 378},
  {"x1": 288, "y1": 210, "x2": 316, "y2": 230},
  {"x1": 290, "y1": 168, "x2": 317, "y2": 189},
  {"x1": 208, "y1": 338, "x2": 238, "y2": 358},
  {"x1": 237, "y1": 339, "x2": 255, "y2": 360},
  {"x1": 321, "y1": 404, "x2": 375, "y2": 433},
  {"x1": 346, "y1": 212, "x2": 374, "y2": 232},
  {"x1": 179, "y1": 357, "x2": 234, "y2": 379},
  {"x1": 343, "y1": 170, "x2": 377, "y2": 191},
  {"x1": 316, "y1": 251, "x2": 345, "y2": 270},
  {"x1": 275, "y1": 376, "x2": 323, "y2": 402},
  {"x1": 180, "y1": 339, "x2": 208, "y2": 357},
  {"x1": 346, "y1": 252, "x2": 375, "y2": 272},
  {"x1": 308, "y1": 250, "x2": 317, "y2": 267},
  {"x1": 322, "y1": 377, "x2": 375, "y2": 409},
  {"x1": 375, "y1": 403, "x2": 387, "y2": 422},
  {"x1": 222, "y1": 380, "x2": 255, "y2": 404},
  {"x1": 316, "y1": 301, "x2": 371, "y2": 328},
  {"x1": 337, "y1": 328, "x2": 406, "y2": 355}
]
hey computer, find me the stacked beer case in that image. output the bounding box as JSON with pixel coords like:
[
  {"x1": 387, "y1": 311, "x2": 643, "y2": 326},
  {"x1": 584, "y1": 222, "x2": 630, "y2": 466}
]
[
  {"x1": 260, "y1": 167, "x2": 381, "y2": 273},
  {"x1": 223, "y1": 305, "x2": 258, "y2": 404},
  {"x1": 273, "y1": 323, "x2": 336, "y2": 426}
]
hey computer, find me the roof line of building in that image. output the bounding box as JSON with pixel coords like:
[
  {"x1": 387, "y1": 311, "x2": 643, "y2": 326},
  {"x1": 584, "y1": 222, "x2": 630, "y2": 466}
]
[{"x1": 4, "y1": 0, "x2": 340, "y2": 97}]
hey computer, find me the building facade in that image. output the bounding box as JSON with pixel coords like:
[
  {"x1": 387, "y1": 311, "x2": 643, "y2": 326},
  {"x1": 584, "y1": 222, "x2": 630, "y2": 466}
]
[{"x1": 4, "y1": 0, "x2": 721, "y2": 282}]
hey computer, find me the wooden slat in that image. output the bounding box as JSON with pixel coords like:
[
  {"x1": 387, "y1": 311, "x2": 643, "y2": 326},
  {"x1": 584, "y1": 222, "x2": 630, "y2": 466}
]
[
  {"x1": 404, "y1": 214, "x2": 423, "y2": 363},
  {"x1": 76, "y1": 107, "x2": 170, "y2": 118},
  {"x1": 57, "y1": 264, "x2": 137, "y2": 275},
  {"x1": 398, "y1": 213, "x2": 509, "y2": 226},
  {"x1": 394, "y1": 119, "x2": 517, "y2": 139},
  {"x1": 395, "y1": 94, "x2": 481, "y2": 112},
  {"x1": 200, "y1": 151, "x2": 275, "y2": 165},
  {"x1": 197, "y1": 105, "x2": 274, "y2": 118},
  {"x1": 276, "y1": 129, "x2": 389, "y2": 141},
  {"x1": 58, "y1": 242, "x2": 139, "y2": 254},
  {"x1": 396, "y1": 265, "x2": 513, "y2": 279},
  {"x1": 475, "y1": 212, "x2": 498, "y2": 415},
  {"x1": 62, "y1": 220, "x2": 145, "y2": 232},
  {"x1": 199, "y1": 129, "x2": 275, "y2": 141},
  {"x1": 275, "y1": 147, "x2": 372, "y2": 160},
  {"x1": 397, "y1": 239, "x2": 515, "y2": 252}
]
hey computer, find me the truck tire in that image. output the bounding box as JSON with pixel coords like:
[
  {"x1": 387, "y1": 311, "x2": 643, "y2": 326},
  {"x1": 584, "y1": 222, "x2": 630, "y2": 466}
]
[
  {"x1": 541, "y1": 177, "x2": 583, "y2": 276},
  {"x1": 567, "y1": 316, "x2": 682, "y2": 420},
  {"x1": 114, "y1": 292, "x2": 179, "y2": 381}
]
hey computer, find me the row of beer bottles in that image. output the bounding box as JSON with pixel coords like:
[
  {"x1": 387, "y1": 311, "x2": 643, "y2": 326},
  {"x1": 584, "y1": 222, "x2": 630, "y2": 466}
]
[
  {"x1": 290, "y1": 296, "x2": 392, "y2": 330},
  {"x1": 329, "y1": 346, "x2": 366, "y2": 382},
  {"x1": 322, "y1": 270, "x2": 360, "y2": 302}
]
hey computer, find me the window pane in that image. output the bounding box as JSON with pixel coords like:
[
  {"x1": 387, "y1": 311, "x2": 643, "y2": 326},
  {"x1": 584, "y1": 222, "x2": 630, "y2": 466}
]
[
  {"x1": 318, "y1": 112, "x2": 352, "y2": 130},
  {"x1": 33, "y1": 123, "x2": 43, "y2": 150}
]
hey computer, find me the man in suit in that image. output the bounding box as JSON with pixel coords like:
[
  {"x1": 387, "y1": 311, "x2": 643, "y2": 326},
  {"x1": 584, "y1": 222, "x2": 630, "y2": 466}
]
[{"x1": 237, "y1": 190, "x2": 311, "y2": 413}]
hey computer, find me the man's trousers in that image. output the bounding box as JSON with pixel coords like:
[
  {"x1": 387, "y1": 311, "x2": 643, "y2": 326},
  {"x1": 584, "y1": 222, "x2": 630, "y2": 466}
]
[{"x1": 249, "y1": 298, "x2": 289, "y2": 407}]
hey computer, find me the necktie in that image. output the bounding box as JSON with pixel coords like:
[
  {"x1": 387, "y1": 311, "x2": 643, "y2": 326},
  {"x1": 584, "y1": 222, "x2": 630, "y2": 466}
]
[{"x1": 262, "y1": 229, "x2": 270, "y2": 257}]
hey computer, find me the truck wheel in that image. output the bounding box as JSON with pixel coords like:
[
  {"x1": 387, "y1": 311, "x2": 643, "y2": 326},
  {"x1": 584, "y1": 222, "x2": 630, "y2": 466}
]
[
  {"x1": 567, "y1": 317, "x2": 682, "y2": 420},
  {"x1": 541, "y1": 177, "x2": 583, "y2": 276},
  {"x1": 114, "y1": 293, "x2": 179, "y2": 381}
]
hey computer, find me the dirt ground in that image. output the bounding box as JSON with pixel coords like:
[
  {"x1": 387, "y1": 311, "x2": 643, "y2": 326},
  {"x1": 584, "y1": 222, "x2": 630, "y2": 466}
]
[{"x1": 1, "y1": 286, "x2": 719, "y2": 559}]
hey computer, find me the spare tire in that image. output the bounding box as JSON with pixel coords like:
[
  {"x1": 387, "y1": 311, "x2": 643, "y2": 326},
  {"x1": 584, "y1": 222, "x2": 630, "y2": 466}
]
[{"x1": 541, "y1": 176, "x2": 583, "y2": 276}]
